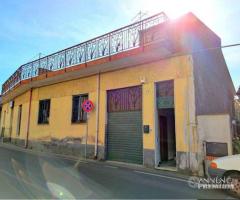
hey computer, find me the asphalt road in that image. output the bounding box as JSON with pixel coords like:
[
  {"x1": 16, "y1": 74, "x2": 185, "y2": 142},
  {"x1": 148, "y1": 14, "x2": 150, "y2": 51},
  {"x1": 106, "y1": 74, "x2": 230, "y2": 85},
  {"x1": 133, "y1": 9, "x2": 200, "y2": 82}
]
[{"x1": 0, "y1": 145, "x2": 233, "y2": 199}]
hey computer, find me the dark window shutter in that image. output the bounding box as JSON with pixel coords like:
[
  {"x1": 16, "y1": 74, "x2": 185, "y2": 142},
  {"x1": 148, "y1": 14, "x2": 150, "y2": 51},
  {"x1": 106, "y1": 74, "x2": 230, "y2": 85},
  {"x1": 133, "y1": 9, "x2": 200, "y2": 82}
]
[
  {"x1": 71, "y1": 94, "x2": 88, "y2": 123},
  {"x1": 72, "y1": 96, "x2": 80, "y2": 123},
  {"x1": 38, "y1": 99, "x2": 51, "y2": 124}
]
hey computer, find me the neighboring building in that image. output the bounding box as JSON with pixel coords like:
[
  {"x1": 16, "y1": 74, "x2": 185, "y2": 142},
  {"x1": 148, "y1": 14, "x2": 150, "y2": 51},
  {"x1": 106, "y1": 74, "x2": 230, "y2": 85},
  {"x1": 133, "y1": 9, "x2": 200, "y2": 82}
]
[
  {"x1": 0, "y1": 95, "x2": 2, "y2": 137},
  {"x1": 234, "y1": 87, "x2": 240, "y2": 136},
  {"x1": 0, "y1": 12, "x2": 235, "y2": 175}
]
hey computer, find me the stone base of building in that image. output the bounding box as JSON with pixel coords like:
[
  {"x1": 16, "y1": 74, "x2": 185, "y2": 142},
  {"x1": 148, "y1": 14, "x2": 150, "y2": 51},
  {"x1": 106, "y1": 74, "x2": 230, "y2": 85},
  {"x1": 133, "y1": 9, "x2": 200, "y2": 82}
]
[
  {"x1": 2, "y1": 137, "x2": 11, "y2": 143},
  {"x1": 1, "y1": 137, "x2": 205, "y2": 176},
  {"x1": 176, "y1": 151, "x2": 204, "y2": 176},
  {"x1": 10, "y1": 138, "x2": 25, "y2": 147},
  {"x1": 27, "y1": 139, "x2": 95, "y2": 159},
  {"x1": 96, "y1": 145, "x2": 105, "y2": 160},
  {"x1": 143, "y1": 149, "x2": 155, "y2": 167}
]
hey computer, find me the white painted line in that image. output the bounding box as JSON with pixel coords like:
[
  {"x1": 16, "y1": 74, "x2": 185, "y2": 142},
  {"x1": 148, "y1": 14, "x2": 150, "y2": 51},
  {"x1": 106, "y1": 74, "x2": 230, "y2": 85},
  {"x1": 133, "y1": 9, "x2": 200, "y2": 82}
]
[
  {"x1": 104, "y1": 165, "x2": 118, "y2": 169},
  {"x1": 134, "y1": 170, "x2": 188, "y2": 183},
  {"x1": 78, "y1": 160, "x2": 88, "y2": 163},
  {"x1": 0, "y1": 169, "x2": 48, "y2": 193},
  {"x1": 74, "y1": 160, "x2": 88, "y2": 168},
  {"x1": 0, "y1": 144, "x2": 81, "y2": 162}
]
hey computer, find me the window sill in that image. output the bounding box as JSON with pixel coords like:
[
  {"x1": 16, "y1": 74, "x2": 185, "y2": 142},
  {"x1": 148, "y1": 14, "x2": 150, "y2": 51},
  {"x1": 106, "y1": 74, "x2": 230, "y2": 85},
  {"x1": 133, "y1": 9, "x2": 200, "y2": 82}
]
[
  {"x1": 71, "y1": 121, "x2": 87, "y2": 124},
  {"x1": 37, "y1": 123, "x2": 49, "y2": 125}
]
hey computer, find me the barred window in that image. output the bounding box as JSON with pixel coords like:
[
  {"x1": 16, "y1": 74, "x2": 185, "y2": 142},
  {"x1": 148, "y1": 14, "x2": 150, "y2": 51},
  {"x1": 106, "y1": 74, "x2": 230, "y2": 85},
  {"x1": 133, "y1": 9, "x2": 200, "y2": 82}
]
[
  {"x1": 72, "y1": 94, "x2": 88, "y2": 123},
  {"x1": 38, "y1": 99, "x2": 50, "y2": 124}
]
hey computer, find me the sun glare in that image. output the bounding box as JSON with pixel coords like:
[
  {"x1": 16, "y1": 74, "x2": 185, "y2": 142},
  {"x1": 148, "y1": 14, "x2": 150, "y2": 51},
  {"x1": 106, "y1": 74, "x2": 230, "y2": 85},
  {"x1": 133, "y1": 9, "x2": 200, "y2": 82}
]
[{"x1": 140, "y1": 0, "x2": 205, "y2": 19}]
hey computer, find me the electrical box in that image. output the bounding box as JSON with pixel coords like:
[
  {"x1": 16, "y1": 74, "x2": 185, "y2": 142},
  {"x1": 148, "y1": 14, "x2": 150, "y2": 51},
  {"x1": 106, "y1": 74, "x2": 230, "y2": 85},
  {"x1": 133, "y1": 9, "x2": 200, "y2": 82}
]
[
  {"x1": 143, "y1": 125, "x2": 150, "y2": 134},
  {"x1": 206, "y1": 142, "x2": 228, "y2": 157}
]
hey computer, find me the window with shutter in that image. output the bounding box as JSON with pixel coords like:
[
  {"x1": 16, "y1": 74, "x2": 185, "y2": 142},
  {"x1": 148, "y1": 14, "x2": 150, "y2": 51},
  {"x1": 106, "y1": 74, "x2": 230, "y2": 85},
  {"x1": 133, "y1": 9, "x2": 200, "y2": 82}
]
[
  {"x1": 71, "y1": 94, "x2": 88, "y2": 123},
  {"x1": 38, "y1": 99, "x2": 50, "y2": 124}
]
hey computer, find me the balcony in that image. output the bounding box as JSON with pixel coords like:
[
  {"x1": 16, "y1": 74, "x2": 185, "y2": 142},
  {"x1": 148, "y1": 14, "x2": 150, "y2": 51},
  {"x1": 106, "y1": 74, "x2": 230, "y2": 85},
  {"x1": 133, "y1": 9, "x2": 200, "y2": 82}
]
[{"x1": 2, "y1": 12, "x2": 169, "y2": 95}]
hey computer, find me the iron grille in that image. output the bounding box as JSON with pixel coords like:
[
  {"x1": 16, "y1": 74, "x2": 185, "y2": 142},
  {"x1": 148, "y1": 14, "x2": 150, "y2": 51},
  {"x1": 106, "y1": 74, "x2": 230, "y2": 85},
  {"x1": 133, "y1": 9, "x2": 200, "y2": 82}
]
[{"x1": 2, "y1": 12, "x2": 168, "y2": 94}]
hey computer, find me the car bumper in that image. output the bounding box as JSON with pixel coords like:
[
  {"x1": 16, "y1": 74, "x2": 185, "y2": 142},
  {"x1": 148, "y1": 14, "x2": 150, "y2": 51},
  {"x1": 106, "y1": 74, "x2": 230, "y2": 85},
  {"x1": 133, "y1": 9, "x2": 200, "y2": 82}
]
[{"x1": 208, "y1": 167, "x2": 226, "y2": 178}]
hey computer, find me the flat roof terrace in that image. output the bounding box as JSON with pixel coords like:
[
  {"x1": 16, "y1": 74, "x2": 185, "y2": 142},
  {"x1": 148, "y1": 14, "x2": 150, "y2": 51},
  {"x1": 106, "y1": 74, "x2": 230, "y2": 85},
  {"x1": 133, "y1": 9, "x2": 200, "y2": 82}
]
[{"x1": 2, "y1": 12, "x2": 169, "y2": 95}]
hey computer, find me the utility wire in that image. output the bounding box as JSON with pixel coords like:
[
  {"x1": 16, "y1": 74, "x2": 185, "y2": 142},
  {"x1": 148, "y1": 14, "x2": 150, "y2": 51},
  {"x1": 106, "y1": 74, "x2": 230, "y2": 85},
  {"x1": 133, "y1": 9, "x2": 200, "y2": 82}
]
[
  {"x1": 182, "y1": 42, "x2": 240, "y2": 56},
  {"x1": 222, "y1": 43, "x2": 240, "y2": 48}
]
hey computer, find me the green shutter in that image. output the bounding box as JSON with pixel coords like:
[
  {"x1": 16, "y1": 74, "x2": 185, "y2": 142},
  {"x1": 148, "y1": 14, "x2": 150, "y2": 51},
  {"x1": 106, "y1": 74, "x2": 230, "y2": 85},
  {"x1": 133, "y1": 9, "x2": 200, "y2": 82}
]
[{"x1": 107, "y1": 111, "x2": 143, "y2": 164}]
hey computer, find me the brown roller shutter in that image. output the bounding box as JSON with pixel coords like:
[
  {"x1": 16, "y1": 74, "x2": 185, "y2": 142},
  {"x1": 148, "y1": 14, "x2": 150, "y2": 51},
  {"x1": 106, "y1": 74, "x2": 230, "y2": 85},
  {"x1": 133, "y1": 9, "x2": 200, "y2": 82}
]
[{"x1": 107, "y1": 86, "x2": 143, "y2": 164}]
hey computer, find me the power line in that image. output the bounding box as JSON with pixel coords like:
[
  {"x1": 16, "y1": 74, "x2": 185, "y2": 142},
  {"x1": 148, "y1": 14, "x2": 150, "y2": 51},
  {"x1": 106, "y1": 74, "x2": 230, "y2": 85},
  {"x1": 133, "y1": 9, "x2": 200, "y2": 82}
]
[
  {"x1": 185, "y1": 42, "x2": 240, "y2": 55},
  {"x1": 222, "y1": 43, "x2": 240, "y2": 48}
]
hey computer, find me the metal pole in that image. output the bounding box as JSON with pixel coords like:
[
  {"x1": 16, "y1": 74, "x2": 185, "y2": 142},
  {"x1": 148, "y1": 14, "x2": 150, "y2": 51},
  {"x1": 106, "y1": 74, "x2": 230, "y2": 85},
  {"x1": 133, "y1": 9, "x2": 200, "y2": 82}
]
[
  {"x1": 85, "y1": 113, "x2": 89, "y2": 159},
  {"x1": 94, "y1": 72, "x2": 100, "y2": 158},
  {"x1": 25, "y1": 88, "x2": 33, "y2": 148}
]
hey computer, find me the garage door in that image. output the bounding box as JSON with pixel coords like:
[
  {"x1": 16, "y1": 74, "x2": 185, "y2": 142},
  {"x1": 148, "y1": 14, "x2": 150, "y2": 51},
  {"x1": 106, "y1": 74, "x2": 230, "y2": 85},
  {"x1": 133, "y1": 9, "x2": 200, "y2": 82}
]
[{"x1": 107, "y1": 86, "x2": 143, "y2": 164}]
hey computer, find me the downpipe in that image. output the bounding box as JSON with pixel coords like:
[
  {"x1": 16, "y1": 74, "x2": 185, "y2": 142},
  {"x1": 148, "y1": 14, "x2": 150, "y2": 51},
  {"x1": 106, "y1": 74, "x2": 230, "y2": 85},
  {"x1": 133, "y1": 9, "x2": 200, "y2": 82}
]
[
  {"x1": 25, "y1": 88, "x2": 33, "y2": 148},
  {"x1": 94, "y1": 72, "x2": 100, "y2": 159}
]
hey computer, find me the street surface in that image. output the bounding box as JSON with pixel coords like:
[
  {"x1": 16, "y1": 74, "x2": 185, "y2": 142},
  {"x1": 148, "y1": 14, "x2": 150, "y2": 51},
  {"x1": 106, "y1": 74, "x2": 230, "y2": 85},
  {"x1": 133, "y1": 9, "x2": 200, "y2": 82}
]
[{"x1": 0, "y1": 145, "x2": 233, "y2": 199}]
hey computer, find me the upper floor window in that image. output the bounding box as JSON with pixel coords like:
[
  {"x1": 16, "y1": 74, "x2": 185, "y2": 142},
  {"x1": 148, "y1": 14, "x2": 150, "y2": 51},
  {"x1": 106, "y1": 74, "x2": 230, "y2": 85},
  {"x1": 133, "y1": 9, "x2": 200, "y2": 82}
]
[
  {"x1": 38, "y1": 99, "x2": 50, "y2": 124},
  {"x1": 72, "y1": 94, "x2": 88, "y2": 123}
]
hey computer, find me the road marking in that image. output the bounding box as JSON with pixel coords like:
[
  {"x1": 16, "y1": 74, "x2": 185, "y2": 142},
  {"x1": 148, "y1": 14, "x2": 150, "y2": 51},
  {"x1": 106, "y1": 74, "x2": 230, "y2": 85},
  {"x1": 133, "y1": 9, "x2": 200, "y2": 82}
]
[
  {"x1": 0, "y1": 169, "x2": 49, "y2": 194},
  {"x1": 74, "y1": 160, "x2": 88, "y2": 168},
  {"x1": 0, "y1": 144, "x2": 86, "y2": 163},
  {"x1": 104, "y1": 165, "x2": 118, "y2": 169},
  {"x1": 134, "y1": 170, "x2": 188, "y2": 183}
]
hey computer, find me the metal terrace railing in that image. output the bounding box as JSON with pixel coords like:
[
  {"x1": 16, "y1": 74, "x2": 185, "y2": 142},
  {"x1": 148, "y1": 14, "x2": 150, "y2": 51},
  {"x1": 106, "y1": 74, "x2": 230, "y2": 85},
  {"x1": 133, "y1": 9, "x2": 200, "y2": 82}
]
[{"x1": 2, "y1": 12, "x2": 168, "y2": 95}]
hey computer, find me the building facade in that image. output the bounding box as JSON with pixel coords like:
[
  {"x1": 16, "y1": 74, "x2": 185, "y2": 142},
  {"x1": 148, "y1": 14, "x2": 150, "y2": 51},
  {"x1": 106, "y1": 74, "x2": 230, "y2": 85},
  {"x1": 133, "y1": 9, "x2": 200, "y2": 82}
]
[{"x1": 0, "y1": 12, "x2": 235, "y2": 175}]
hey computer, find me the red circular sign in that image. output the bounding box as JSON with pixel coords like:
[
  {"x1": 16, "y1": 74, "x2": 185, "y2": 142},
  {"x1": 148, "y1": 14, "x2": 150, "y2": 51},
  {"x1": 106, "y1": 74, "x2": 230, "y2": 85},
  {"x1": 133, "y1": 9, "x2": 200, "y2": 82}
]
[{"x1": 82, "y1": 100, "x2": 94, "y2": 113}]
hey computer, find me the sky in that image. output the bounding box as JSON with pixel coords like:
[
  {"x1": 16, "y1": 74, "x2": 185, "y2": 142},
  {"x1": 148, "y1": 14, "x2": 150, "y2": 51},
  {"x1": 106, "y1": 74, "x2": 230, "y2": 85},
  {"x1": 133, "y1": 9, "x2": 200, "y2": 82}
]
[{"x1": 0, "y1": 0, "x2": 239, "y2": 90}]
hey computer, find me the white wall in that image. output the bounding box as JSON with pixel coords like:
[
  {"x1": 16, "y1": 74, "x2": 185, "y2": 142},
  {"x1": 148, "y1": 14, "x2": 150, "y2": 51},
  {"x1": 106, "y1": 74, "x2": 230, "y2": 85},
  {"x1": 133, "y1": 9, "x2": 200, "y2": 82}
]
[{"x1": 197, "y1": 114, "x2": 233, "y2": 156}]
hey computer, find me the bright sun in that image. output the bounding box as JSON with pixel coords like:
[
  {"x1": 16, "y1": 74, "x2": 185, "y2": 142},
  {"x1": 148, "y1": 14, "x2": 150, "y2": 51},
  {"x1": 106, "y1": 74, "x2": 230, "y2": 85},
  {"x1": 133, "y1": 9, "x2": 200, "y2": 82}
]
[{"x1": 139, "y1": 0, "x2": 200, "y2": 19}]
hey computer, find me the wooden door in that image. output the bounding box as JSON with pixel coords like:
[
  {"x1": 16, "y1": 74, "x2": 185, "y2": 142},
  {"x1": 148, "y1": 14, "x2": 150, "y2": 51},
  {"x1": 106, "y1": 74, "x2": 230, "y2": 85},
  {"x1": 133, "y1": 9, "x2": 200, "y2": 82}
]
[{"x1": 159, "y1": 116, "x2": 168, "y2": 162}]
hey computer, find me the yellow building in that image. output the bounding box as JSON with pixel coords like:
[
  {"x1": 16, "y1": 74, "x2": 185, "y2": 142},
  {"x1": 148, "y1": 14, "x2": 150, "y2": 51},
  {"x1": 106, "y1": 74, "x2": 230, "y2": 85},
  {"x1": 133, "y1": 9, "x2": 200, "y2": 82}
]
[{"x1": 0, "y1": 12, "x2": 235, "y2": 175}]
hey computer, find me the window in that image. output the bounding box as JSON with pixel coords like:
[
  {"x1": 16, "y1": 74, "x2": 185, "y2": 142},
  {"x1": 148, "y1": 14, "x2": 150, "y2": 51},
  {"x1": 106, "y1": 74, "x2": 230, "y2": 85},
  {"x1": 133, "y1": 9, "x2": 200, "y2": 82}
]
[
  {"x1": 38, "y1": 99, "x2": 50, "y2": 124},
  {"x1": 72, "y1": 94, "x2": 88, "y2": 123},
  {"x1": 16, "y1": 105, "x2": 22, "y2": 136}
]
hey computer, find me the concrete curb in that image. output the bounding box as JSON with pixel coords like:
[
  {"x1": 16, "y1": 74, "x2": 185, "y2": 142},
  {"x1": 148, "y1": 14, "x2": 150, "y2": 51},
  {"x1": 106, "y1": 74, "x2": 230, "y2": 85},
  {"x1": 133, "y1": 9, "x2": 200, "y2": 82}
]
[
  {"x1": 0, "y1": 142, "x2": 192, "y2": 181},
  {"x1": 104, "y1": 160, "x2": 191, "y2": 181},
  {"x1": 0, "y1": 142, "x2": 81, "y2": 161}
]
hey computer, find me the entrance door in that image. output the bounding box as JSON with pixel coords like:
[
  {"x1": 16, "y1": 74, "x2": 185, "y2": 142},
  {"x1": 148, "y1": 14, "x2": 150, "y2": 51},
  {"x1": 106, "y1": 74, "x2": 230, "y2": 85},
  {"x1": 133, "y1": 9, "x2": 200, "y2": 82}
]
[
  {"x1": 159, "y1": 116, "x2": 168, "y2": 161},
  {"x1": 107, "y1": 86, "x2": 143, "y2": 164},
  {"x1": 156, "y1": 80, "x2": 176, "y2": 166}
]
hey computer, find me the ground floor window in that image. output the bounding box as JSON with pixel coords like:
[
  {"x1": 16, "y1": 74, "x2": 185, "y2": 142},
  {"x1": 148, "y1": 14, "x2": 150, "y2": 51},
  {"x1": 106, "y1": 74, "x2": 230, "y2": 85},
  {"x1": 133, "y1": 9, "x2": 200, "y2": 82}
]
[
  {"x1": 72, "y1": 94, "x2": 88, "y2": 123},
  {"x1": 38, "y1": 99, "x2": 50, "y2": 124}
]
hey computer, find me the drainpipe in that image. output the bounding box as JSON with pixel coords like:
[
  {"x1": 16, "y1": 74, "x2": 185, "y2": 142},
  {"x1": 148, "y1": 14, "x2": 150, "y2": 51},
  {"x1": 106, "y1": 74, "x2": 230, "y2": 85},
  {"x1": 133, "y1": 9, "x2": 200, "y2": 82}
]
[
  {"x1": 25, "y1": 88, "x2": 33, "y2": 148},
  {"x1": 94, "y1": 72, "x2": 100, "y2": 158},
  {"x1": 186, "y1": 66, "x2": 191, "y2": 171}
]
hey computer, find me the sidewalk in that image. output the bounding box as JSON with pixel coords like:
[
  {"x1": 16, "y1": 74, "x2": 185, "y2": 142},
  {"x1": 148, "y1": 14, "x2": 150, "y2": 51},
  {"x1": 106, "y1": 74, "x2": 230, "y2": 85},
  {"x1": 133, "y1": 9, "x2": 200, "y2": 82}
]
[{"x1": 0, "y1": 142, "x2": 192, "y2": 181}]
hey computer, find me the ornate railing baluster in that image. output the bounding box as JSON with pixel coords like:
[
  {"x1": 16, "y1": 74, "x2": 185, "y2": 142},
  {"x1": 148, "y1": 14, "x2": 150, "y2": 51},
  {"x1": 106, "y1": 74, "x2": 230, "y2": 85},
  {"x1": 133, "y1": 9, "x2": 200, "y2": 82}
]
[
  {"x1": 85, "y1": 43, "x2": 87, "y2": 63},
  {"x1": 109, "y1": 33, "x2": 111, "y2": 56},
  {"x1": 2, "y1": 12, "x2": 168, "y2": 94}
]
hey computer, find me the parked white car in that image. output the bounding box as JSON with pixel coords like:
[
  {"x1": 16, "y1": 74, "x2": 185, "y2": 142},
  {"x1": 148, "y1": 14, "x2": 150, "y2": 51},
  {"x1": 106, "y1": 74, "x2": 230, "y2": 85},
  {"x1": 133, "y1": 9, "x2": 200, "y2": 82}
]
[{"x1": 209, "y1": 154, "x2": 240, "y2": 197}]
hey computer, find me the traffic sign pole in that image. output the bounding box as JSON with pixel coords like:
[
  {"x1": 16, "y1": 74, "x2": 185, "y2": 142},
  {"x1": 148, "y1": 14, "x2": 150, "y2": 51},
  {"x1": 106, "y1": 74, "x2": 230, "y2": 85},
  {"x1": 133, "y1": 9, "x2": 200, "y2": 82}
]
[
  {"x1": 74, "y1": 100, "x2": 94, "y2": 166},
  {"x1": 82, "y1": 100, "x2": 94, "y2": 160},
  {"x1": 85, "y1": 113, "x2": 89, "y2": 160}
]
